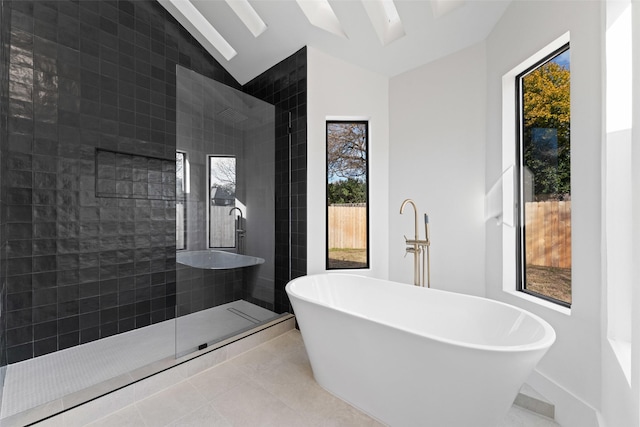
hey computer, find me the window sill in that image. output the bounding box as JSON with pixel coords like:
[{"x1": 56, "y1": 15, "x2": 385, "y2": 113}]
[{"x1": 504, "y1": 290, "x2": 571, "y2": 316}]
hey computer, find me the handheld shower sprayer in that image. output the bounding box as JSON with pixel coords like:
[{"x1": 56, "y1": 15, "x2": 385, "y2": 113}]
[{"x1": 424, "y1": 213, "x2": 431, "y2": 288}]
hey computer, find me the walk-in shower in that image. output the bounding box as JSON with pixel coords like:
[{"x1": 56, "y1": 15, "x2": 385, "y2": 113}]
[
  {"x1": 0, "y1": 66, "x2": 284, "y2": 425},
  {"x1": 175, "y1": 65, "x2": 281, "y2": 356}
]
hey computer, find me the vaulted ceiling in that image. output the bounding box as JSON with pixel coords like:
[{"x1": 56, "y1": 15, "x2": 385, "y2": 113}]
[{"x1": 158, "y1": 0, "x2": 511, "y2": 85}]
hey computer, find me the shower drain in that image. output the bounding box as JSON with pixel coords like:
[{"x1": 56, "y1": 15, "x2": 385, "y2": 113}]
[{"x1": 227, "y1": 307, "x2": 261, "y2": 323}]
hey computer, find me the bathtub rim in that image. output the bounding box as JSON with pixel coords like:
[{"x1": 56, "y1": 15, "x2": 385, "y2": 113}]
[{"x1": 286, "y1": 273, "x2": 556, "y2": 354}]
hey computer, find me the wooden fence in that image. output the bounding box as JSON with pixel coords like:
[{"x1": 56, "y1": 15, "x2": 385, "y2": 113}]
[
  {"x1": 328, "y1": 204, "x2": 367, "y2": 249},
  {"x1": 210, "y1": 205, "x2": 236, "y2": 247},
  {"x1": 525, "y1": 200, "x2": 571, "y2": 268},
  {"x1": 329, "y1": 202, "x2": 571, "y2": 267}
]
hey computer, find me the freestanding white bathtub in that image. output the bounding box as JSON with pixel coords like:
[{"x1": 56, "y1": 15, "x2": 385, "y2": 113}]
[{"x1": 286, "y1": 274, "x2": 556, "y2": 427}]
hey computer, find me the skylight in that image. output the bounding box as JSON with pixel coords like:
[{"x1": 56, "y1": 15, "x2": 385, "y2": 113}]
[
  {"x1": 169, "y1": 0, "x2": 237, "y2": 60},
  {"x1": 225, "y1": 0, "x2": 268, "y2": 38},
  {"x1": 381, "y1": 0, "x2": 400, "y2": 23},
  {"x1": 295, "y1": 0, "x2": 348, "y2": 39},
  {"x1": 361, "y1": 0, "x2": 405, "y2": 46}
]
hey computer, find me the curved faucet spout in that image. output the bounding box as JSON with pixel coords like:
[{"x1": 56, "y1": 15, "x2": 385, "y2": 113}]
[
  {"x1": 400, "y1": 199, "x2": 420, "y2": 286},
  {"x1": 228, "y1": 207, "x2": 243, "y2": 219},
  {"x1": 399, "y1": 199, "x2": 418, "y2": 242},
  {"x1": 228, "y1": 207, "x2": 245, "y2": 254}
]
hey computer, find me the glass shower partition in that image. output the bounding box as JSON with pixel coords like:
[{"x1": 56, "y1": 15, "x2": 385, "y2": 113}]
[{"x1": 175, "y1": 66, "x2": 280, "y2": 357}]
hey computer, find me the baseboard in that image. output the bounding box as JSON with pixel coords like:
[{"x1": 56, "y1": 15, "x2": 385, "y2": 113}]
[
  {"x1": 526, "y1": 369, "x2": 600, "y2": 427},
  {"x1": 515, "y1": 384, "x2": 555, "y2": 419}
]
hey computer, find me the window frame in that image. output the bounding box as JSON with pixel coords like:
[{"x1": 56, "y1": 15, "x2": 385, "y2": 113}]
[
  {"x1": 176, "y1": 151, "x2": 187, "y2": 250},
  {"x1": 207, "y1": 154, "x2": 237, "y2": 249},
  {"x1": 325, "y1": 120, "x2": 371, "y2": 270},
  {"x1": 515, "y1": 42, "x2": 571, "y2": 308}
]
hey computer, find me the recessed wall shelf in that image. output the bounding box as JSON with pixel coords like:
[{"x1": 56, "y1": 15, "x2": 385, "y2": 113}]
[{"x1": 95, "y1": 149, "x2": 176, "y2": 201}]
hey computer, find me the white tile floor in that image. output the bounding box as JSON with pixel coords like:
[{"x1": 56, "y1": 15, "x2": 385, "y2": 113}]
[
  {"x1": 36, "y1": 330, "x2": 561, "y2": 427},
  {"x1": 1, "y1": 301, "x2": 278, "y2": 420}
]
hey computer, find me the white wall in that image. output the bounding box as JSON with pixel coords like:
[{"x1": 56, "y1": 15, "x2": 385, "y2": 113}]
[
  {"x1": 306, "y1": 47, "x2": 389, "y2": 278},
  {"x1": 484, "y1": 2, "x2": 604, "y2": 426},
  {"x1": 307, "y1": 2, "x2": 639, "y2": 425},
  {"x1": 633, "y1": 4, "x2": 640, "y2": 424},
  {"x1": 388, "y1": 43, "x2": 487, "y2": 295},
  {"x1": 600, "y1": 1, "x2": 639, "y2": 426}
]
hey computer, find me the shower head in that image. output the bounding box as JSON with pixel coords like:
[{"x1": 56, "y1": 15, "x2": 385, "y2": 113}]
[{"x1": 217, "y1": 107, "x2": 248, "y2": 124}]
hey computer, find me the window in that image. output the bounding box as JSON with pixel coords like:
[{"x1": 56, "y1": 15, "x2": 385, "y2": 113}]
[
  {"x1": 208, "y1": 155, "x2": 237, "y2": 248},
  {"x1": 326, "y1": 121, "x2": 369, "y2": 269},
  {"x1": 516, "y1": 44, "x2": 571, "y2": 307},
  {"x1": 176, "y1": 151, "x2": 187, "y2": 250}
]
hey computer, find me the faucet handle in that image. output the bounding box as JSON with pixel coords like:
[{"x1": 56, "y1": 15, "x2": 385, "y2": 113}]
[{"x1": 405, "y1": 247, "x2": 418, "y2": 257}]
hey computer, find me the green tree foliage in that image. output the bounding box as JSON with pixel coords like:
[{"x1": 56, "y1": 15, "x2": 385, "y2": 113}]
[
  {"x1": 522, "y1": 60, "x2": 570, "y2": 200},
  {"x1": 328, "y1": 178, "x2": 367, "y2": 204}
]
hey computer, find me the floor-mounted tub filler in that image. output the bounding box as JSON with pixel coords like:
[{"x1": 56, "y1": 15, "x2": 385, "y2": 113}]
[{"x1": 286, "y1": 274, "x2": 556, "y2": 427}]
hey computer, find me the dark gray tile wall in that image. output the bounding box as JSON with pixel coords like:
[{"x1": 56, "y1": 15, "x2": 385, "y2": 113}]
[
  {"x1": 244, "y1": 48, "x2": 307, "y2": 314},
  {"x1": 1, "y1": 0, "x2": 12, "y2": 379},
  {"x1": 175, "y1": 66, "x2": 244, "y2": 252},
  {"x1": 176, "y1": 265, "x2": 243, "y2": 316},
  {"x1": 1, "y1": 0, "x2": 307, "y2": 365},
  {"x1": 1, "y1": 0, "x2": 241, "y2": 364},
  {"x1": 175, "y1": 66, "x2": 277, "y2": 316},
  {"x1": 174, "y1": 67, "x2": 246, "y2": 316},
  {"x1": 95, "y1": 149, "x2": 176, "y2": 200}
]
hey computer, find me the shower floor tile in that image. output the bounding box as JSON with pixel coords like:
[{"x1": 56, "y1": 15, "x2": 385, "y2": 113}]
[
  {"x1": 0, "y1": 300, "x2": 277, "y2": 420},
  {"x1": 176, "y1": 300, "x2": 276, "y2": 356}
]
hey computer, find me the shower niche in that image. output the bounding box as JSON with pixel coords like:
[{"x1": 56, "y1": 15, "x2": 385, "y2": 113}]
[{"x1": 175, "y1": 66, "x2": 281, "y2": 356}]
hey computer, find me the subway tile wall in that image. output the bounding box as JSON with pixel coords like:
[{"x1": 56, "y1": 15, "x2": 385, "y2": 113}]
[{"x1": 1, "y1": 0, "x2": 307, "y2": 365}]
